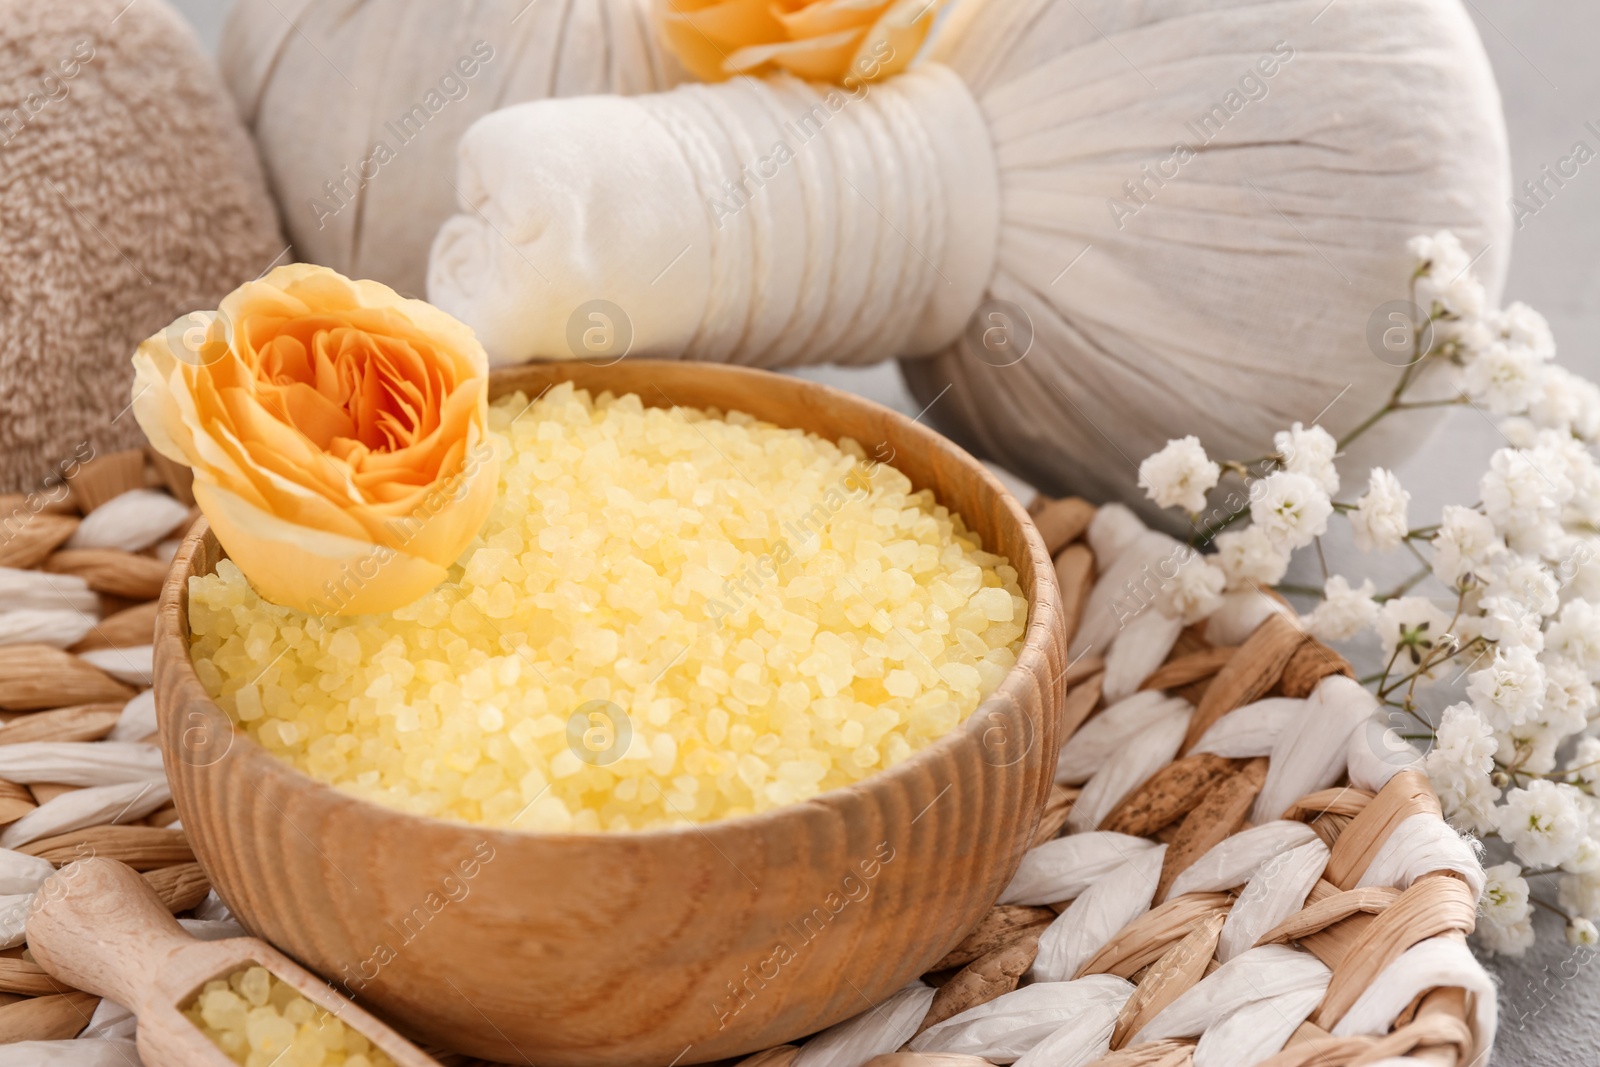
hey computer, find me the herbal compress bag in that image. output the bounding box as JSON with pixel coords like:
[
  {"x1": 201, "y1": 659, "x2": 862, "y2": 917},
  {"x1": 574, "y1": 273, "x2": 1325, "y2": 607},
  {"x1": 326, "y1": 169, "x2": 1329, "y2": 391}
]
[
  {"x1": 427, "y1": 0, "x2": 1510, "y2": 520},
  {"x1": 218, "y1": 0, "x2": 684, "y2": 299}
]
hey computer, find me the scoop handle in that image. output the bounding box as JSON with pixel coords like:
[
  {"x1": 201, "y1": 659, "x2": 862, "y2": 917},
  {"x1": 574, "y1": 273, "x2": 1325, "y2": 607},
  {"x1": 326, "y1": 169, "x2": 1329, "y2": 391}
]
[{"x1": 26, "y1": 857, "x2": 196, "y2": 1012}]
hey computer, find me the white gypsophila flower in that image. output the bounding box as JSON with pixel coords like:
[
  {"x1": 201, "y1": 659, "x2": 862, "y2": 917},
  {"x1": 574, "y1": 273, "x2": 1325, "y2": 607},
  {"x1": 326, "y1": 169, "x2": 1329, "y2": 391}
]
[
  {"x1": 1450, "y1": 610, "x2": 1490, "y2": 654},
  {"x1": 1555, "y1": 535, "x2": 1600, "y2": 603},
  {"x1": 1529, "y1": 429, "x2": 1600, "y2": 528},
  {"x1": 1527, "y1": 365, "x2": 1597, "y2": 437},
  {"x1": 1249, "y1": 470, "x2": 1331, "y2": 550},
  {"x1": 1159, "y1": 553, "x2": 1226, "y2": 624},
  {"x1": 1273, "y1": 422, "x2": 1340, "y2": 495},
  {"x1": 1495, "y1": 719, "x2": 1564, "y2": 775},
  {"x1": 1481, "y1": 860, "x2": 1533, "y2": 924},
  {"x1": 1569, "y1": 737, "x2": 1600, "y2": 790},
  {"x1": 1431, "y1": 505, "x2": 1504, "y2": 589},
  {"x1": 1578, "y1": 789, "x2": 1600, "y2": 832},
  {"x1": 1568, "y1": 917, "x2": 1599, "y2": 947},
  {"x1": 1481, "y1": 447, "x2": 1571, "y2": 556},
  {"x1": 1461, "y1": 342, "x2": 1548, "y2": 416},
  {"x1": 1377, "y1": 596, "x2": 1455, "y2": 680},
  {"x1": 1478, "y1": 596, "x2": 1545, "y2": 653},
  {"x1": 1425, "y1": 703, "x2": 1500, "y2": 828},
  {"x1": 1212, "y1": 525, "x2": 1289, "y2": 589},
  {"x1": 1492, "y1": 301, "x2": 1557, "y2": 360},
  {"x1": 1432, "y1": 702, "x2": 1498, "y2": 775},
  {"x1": 1439, "y1": 315, "x2": 1493, "y2": 361},
  {"x1": 1565, "y1": 801, "x2": 1600, "y2": 874},
  {"x1": 1560, "y1": 871, "x2": 1600, "y2": 921},
  {"x1": 1420, "y1": 270, "x2": 1488, "y2": 323},
  {"x1": 1497, "y1": 416, "x2": 1542, "y2": 449},
  {"x1": 1138, "y1": 436, "x2": 1220, "y2": 513},
  {"x1": 1567, "y1": 798, "x2": 1600, "y2": 860},
  {"x1": 1477, "y1": 913, "x2": 1536, "y2": 956},
  {"x1": 1483, "y1": 552, "x2": 1562, "y2": 617},
  {"x1": 1348, "y1": 467, "x2": 1411, "y2": 552},
  {"x1": 1432, "y1": 762, "x2": 1501, "y2": 835},
  {"x1": 1409, "y1": 230, "x2": 1472, "y2": 279},
  {"x1": 1410, "y1": 231, "x2": 1488, "y2": 321},
  {"x1": 1468, "y1": 645, "x2": 1547, "y2": 729},
  {"x1": 1476, "y1": 860, "x2": 1536, "y2": 956},
  {"x1": 1499, "y1": 779, "x2": 1588, "y2": 868},
  {"x1": 1579, "y1": 792, "x2": 1600, "y2": 830},
  {"x1": 1304, "y1": 575, "x2": 1379, "y2": 641},
  {"x1": 1542, "y1": 655, "x2": 1597, "y2": 735},
  {"x1": 1557, "y1": 373, "x2": 1600, "y2": 443},
  {"x1": 1566, "y1": 837, "x2": 1600, "y2": 876},
  {"x1": 1548, "y1": 600, "x2": 1600, "y2": 682}
]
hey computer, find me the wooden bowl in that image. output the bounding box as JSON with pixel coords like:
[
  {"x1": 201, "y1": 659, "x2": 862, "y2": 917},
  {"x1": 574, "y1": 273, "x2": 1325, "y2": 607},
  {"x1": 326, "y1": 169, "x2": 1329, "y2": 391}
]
[{"x1": 154, "y1": 361, "x2": 1067, "y2": 1066}]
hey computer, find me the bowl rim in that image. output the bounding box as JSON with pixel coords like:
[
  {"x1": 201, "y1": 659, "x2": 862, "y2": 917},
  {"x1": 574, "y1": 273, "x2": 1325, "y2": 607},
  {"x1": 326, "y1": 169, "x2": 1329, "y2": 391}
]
[{"x1": 156, "y1": 359, "x2": 1063, "y2": 845}]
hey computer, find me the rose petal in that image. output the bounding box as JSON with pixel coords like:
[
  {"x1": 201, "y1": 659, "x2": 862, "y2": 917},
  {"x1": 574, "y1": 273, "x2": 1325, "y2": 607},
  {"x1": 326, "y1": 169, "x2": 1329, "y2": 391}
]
[
  {"x1": 195, "y1": 480, "x2": 449, "y2": 615},
  {"x1": 728, "y1": 27, "x2": 864, "y2": 78}
]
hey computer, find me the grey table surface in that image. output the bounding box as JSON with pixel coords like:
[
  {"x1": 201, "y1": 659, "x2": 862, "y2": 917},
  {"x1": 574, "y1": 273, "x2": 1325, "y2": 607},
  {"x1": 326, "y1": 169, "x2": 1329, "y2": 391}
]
[{"x1": 172, "y1": 1, "x2": 1600, "y2": 1062}]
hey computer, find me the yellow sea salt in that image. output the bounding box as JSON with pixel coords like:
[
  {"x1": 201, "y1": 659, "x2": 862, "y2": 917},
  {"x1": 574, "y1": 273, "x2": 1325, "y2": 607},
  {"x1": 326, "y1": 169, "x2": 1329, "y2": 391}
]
[
  {"x1": 184, "y1": 965, "x2": 395, "y2": 1067},
  {"x1": 188, "y1": 385, "x2": 1028, "y2": 831}
]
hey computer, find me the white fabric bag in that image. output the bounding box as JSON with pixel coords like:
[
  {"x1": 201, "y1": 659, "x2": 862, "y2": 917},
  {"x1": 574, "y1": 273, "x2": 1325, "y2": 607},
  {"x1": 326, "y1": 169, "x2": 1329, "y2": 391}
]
[
  {"x1": 428, "y1": 0, "x2": 1509, "y2": 517},
  {"x1": 219, "y1": 0, "x2": 685, "y2": 298}
]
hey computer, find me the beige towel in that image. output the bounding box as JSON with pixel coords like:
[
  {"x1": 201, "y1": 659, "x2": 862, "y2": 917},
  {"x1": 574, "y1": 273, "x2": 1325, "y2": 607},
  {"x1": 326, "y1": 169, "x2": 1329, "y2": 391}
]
[{"x1": 0, "y1": 0, "x2": 285, "y2": 494}]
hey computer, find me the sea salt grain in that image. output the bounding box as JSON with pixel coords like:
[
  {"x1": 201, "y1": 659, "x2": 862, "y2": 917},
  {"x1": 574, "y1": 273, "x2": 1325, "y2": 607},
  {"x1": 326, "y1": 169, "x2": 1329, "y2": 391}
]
[
  {"x1": 189, "y1": 385, "x2": 1026, "y2": 831},
  {"x1": 184, "y1": 965, "x2": 395, "y2": 1067}
]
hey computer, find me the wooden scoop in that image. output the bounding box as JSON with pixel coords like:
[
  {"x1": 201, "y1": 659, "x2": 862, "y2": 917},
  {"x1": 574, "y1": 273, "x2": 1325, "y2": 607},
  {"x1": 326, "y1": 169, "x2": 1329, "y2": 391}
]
[{"x1": 26, "y1": 857, "x2": 439, "y2": 1066}]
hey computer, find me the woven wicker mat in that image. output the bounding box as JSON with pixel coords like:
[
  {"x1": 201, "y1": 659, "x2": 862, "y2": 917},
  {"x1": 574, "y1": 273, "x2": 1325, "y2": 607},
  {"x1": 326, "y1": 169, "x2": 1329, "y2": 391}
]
[
  {"x1": 0, "y1": 448, "x2": 206, "y2": 1043},
  {"x1": 0, "y1": 460, "x2": 1493, "y2": 1067},
  {"x1": 700, "y1": 497, "x2": 1491, "y2": 1067}
]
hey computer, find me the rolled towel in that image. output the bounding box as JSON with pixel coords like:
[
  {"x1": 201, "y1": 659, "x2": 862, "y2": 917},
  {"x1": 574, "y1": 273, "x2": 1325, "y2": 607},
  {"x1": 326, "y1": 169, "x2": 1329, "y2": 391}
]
[{"x1": 429, "y1": 0, "x2": 1508, "y2": 520}]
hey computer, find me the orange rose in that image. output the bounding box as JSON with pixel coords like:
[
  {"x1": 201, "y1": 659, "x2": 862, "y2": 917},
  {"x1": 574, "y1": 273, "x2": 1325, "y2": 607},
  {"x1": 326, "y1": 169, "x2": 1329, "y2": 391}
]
[
  {"x1": 656, "y1": 0, "x2": 940, "y2": 84},
  {"x1": 132, "y1": 265, "x2": 497, "y2": 615}
]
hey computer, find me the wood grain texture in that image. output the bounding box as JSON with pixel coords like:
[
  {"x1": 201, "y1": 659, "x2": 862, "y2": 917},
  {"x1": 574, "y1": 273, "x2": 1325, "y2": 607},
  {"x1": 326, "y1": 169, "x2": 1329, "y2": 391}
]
[
  {"x1": 26, "y1": 858, "x2": 439, "y2": 1066},
  {"x1": 154, "y1": 362, "x2": 1067, "y2": 1066}
]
